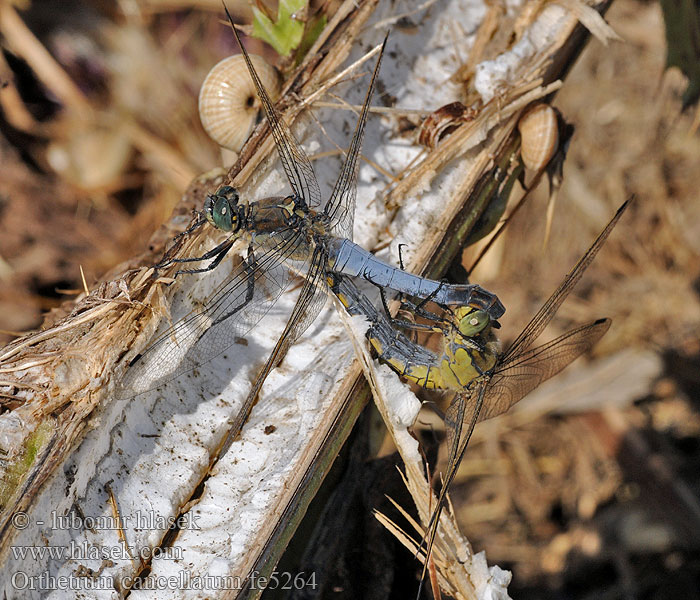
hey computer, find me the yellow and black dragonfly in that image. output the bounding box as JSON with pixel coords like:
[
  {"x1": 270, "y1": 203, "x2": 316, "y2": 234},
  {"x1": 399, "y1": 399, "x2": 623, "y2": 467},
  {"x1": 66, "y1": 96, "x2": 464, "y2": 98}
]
[{"x1": 329, "y1": 199, "x2": 628, "y2": 593}]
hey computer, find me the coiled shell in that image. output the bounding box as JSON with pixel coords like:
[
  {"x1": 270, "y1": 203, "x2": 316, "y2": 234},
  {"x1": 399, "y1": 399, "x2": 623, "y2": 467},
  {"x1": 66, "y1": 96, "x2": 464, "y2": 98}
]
[
  {"x1": 199, "y1": 54, "x2": 281, "y2": 152},
  {"x1": 517, "y1": 104, "x2": 559, "y2": 171}
]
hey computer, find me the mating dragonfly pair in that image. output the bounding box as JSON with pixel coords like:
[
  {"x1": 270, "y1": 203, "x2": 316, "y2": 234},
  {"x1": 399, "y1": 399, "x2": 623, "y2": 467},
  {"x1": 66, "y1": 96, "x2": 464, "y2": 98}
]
[
  {"x1": 121, "y1": 7, "x2": 627, "y2": 593},
  {"x1": 121, "y1": 22, "x2": 505, "y2": 411},
  {"x1": 329, "y1": 199, "x2": 625, "y2": 580}
]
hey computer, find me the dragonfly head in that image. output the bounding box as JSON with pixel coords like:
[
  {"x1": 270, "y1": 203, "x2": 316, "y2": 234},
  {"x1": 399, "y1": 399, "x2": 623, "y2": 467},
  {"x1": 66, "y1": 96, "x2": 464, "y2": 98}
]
[
  {"x1": 205, "y1": 185, "x2": 242, "y2": 232},
  {"x1": 454, "y1": 307, "x2": 490, "y2": 337}
]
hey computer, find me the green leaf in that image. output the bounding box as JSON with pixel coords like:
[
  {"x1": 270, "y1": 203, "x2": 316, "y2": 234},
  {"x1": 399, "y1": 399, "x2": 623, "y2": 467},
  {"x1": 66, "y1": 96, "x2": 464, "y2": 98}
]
[
  {"x1": 251, "y1": 0, "x2": 307, "y2": 57},
  {"x1": 294, "y1": 13, "x2": 327, "y2": 65}
]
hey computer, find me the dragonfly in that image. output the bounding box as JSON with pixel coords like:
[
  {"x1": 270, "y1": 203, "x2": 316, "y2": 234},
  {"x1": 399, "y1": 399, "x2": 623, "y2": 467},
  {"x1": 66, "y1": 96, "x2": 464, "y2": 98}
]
[
  {"x1": 328, "y1": 199, "x2": 628, "y2": 594},
  {"x1": 121, "y1": 10, "x2": 505, "y2": 451}
]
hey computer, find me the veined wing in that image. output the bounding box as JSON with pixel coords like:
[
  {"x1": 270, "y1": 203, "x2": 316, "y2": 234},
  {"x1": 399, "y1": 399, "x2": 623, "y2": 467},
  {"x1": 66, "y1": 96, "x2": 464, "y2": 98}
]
[
  {"x1": 502, "y1": 200, "x2": 629, "y2": 363},
  {"x1": 330, "y1": 271, "x2": 439, "y2": 365},
  {"x1": 445, "y1": 319, "x2": 612, "y2": 485},
  {"x1": 225, "y1": 8, "x2": 322, "y2": 211},
  {"x1": 477, "y1": 318, "x2": 611, "y2": 421},
  {"x1": 119, "y1": 229, "x2": 307, "y2": 397},
  {"x1": 419, "y1": 318, "x2": 611, "y2": 593},
  {"x1": 217, "y1": 247, "x2": 330, "y2": 456},
  {"x1": 325, "y1": 36, "x2": 388, "y2": 239},
  {"x1": 416, "y1": 378, "x2": 488, "y2": 595},
  {"x1": 259, "y1": 246, "x2": 330, "y2": 369},
  {"x1": 416, "y1": 200, "x2": 630, "y2": 593}
]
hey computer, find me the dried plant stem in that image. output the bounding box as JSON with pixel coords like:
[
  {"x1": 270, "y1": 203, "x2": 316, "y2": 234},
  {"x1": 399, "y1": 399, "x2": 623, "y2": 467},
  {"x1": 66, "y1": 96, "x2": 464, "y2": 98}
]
[{"x1": 0, "y1": 2, "x2": 90, "y2": 113}]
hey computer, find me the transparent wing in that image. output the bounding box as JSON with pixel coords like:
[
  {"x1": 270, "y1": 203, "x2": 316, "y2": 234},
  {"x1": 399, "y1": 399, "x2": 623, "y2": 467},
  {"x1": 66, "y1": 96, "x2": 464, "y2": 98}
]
[
  {"x1": 277, "y1": 249, "x2": 330, "y2": 352},
  {"x1": 502, "y1": 200, "x2": 628, "y2": 363},
  {"x1": 477, "y1": 318, "x2": 611, "y2": 421},
  {"x1": 226, "y1": 8, "x2": 322, "y2": 210},
  {"x1": 371, "y1": 317, "x2": 440, "y2": 367},
  {"x1": 414, "y1": 201, "x2": 628, "y2": 594},
  {"x1": 331, "y1": 271, "x2": 440, "y2": 366},
  {"x1": 251, "y1": 247, "x2": 330, "y2": 377},
  {"x1": 437, "y1": 319, "x2": 612, "y2": 497},
  {"x1": 217, "y1": 247, "x2": 329, "y2": 457},
  {"x1": 416, "y1": 380, "x2": 487, "y2": 592},
  {"x1": 326, "y1": 36, "x2": 388, "y2": 239},
  {"x1": 419, "y1": 318, "x2": 611, "y2": 589},
  {"x1": 119, "y1": 230, "x2": 308, "y2": 397}
]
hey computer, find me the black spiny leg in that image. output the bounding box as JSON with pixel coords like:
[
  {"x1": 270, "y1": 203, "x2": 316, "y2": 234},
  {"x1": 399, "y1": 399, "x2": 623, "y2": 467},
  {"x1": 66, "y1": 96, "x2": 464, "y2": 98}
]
[
  {"x1": 374, "y1": 241, "x2": 452, "y2": 331},
  {"x1": 159, "y1": 238, "x2": 235, "y2": 277},
  {"x1": 154, "y1": 213, "x2": 208, "y2": 269},
  {"x1": 211, "y1": 243, "x2": 257, "y2": 327},
  {"x1": 397, "y1": 242, "x2": 408, "y2": 271},
  {"x1": 365, "y1": 275, "x2": 446, "y2": 336},
  {"x1": 395, "y1": 242, "x2": 451, "y2": 319},
  {"x1": 402, "y1": 291, "x2": 455, "y2": 326}
]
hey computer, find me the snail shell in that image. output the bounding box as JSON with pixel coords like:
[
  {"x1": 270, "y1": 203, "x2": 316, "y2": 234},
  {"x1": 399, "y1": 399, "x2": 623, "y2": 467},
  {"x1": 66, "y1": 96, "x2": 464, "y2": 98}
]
[
  {"x1": 517, "y1": 103, "x2": 559, "y2": 171},
  {"x1": 199, "y1": 54, "x2": 281, "y2": 152}
]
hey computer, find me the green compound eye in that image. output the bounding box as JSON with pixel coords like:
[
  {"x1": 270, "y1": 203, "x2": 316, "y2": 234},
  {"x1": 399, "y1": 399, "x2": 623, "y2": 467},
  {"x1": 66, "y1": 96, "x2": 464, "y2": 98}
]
[
  {"x1": 455, "y1": 308, "x2": 489, "y2": 337},
  {"x1": 216, "y1": 186, "x2": 239, "y2": 203},
  {"x1": 204, "y1": 186, "x2": 240, "y2": 232}
]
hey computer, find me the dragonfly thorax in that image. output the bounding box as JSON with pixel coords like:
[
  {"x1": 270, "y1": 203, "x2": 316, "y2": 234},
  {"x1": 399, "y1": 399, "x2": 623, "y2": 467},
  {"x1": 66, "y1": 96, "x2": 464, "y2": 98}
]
[
  {"x1": 440, "y1": 326, "x2": 499, "y2": 387},
  {"x1": 244, "y1": 194, "x2": 310, "y2": 236},
  {"x1": 205, "y1": 185, "x2": 244, "y2": 233}
]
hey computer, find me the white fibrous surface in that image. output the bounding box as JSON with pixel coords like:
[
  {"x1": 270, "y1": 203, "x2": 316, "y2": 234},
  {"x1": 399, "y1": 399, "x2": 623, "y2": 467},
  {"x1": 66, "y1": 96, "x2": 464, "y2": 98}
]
[
  {"x1": 470, "y1": 551, "x2": 513, "y2": 600},
  {"x1": 375, "y1": 363, "x2": 421, "y2": 430},
  {"x1": 344, "y1": 313, "x2": 421, "y2": 431},
  {"x1": 474, "y1": 5, "x2": 568, "y2": 102}
]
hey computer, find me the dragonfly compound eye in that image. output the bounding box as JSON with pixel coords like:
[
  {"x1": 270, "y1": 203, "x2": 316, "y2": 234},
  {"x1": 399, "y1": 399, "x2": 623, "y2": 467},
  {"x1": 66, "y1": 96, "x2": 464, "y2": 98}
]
[
  {"x1": 456, "y1": 308, "x2": 489, "y2": 337},
  {"x1": 215, "y1": 185, "x2": 239, "y2": 204},
  {"x1": 204, "y1": 186, "x2": 240, "y2": 232}
]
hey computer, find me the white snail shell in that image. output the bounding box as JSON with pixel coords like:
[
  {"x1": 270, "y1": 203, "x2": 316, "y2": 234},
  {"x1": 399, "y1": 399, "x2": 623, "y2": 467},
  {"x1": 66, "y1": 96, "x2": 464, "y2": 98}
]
[
  {"x1": 199, "y1": 54, "x2": 281, "y2": 152},
  {"x1": 517, "y1": 104, "x2": 559, "y2": 171}
]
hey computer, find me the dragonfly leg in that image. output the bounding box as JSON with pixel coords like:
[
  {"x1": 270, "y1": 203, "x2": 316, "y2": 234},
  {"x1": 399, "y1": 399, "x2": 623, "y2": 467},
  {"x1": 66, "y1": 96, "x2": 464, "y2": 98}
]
[
  {"x1": 159, "y1": 214, "x2": 207, "y2": 255},
  {"x1": 175, "y1": 212, "x2": 208, "y2": 239},
  {"x1": 392, "y1": 242, "x2": 451, "y2": 319},
  {"x1": 397, "y1": 243, "x2": 408, "y2": 271},
  {"x1": 412, "y1": 279, "x2": 447, "y2": 313},
  {"x1": 379, "y1": 279, "x2": 448, "y2": 324},
  {"x1": 399, "y1": 295, "x2": 447, "y2": 324},
  {"x1": 210, "y1": 244, "x2": 257, "y2": 327},
  {"x1": 164, "y1": 239, "x2": 235, "y2": 276},
  {"x1": 153, "y1": 215, "x2": 208, "y2": 268},
  {"x1": 155, "y1": 232, "x2": 232, "y2": 269},
  {"x1": 363, "y1": 274, "x2": 444, "y2": 334}
]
